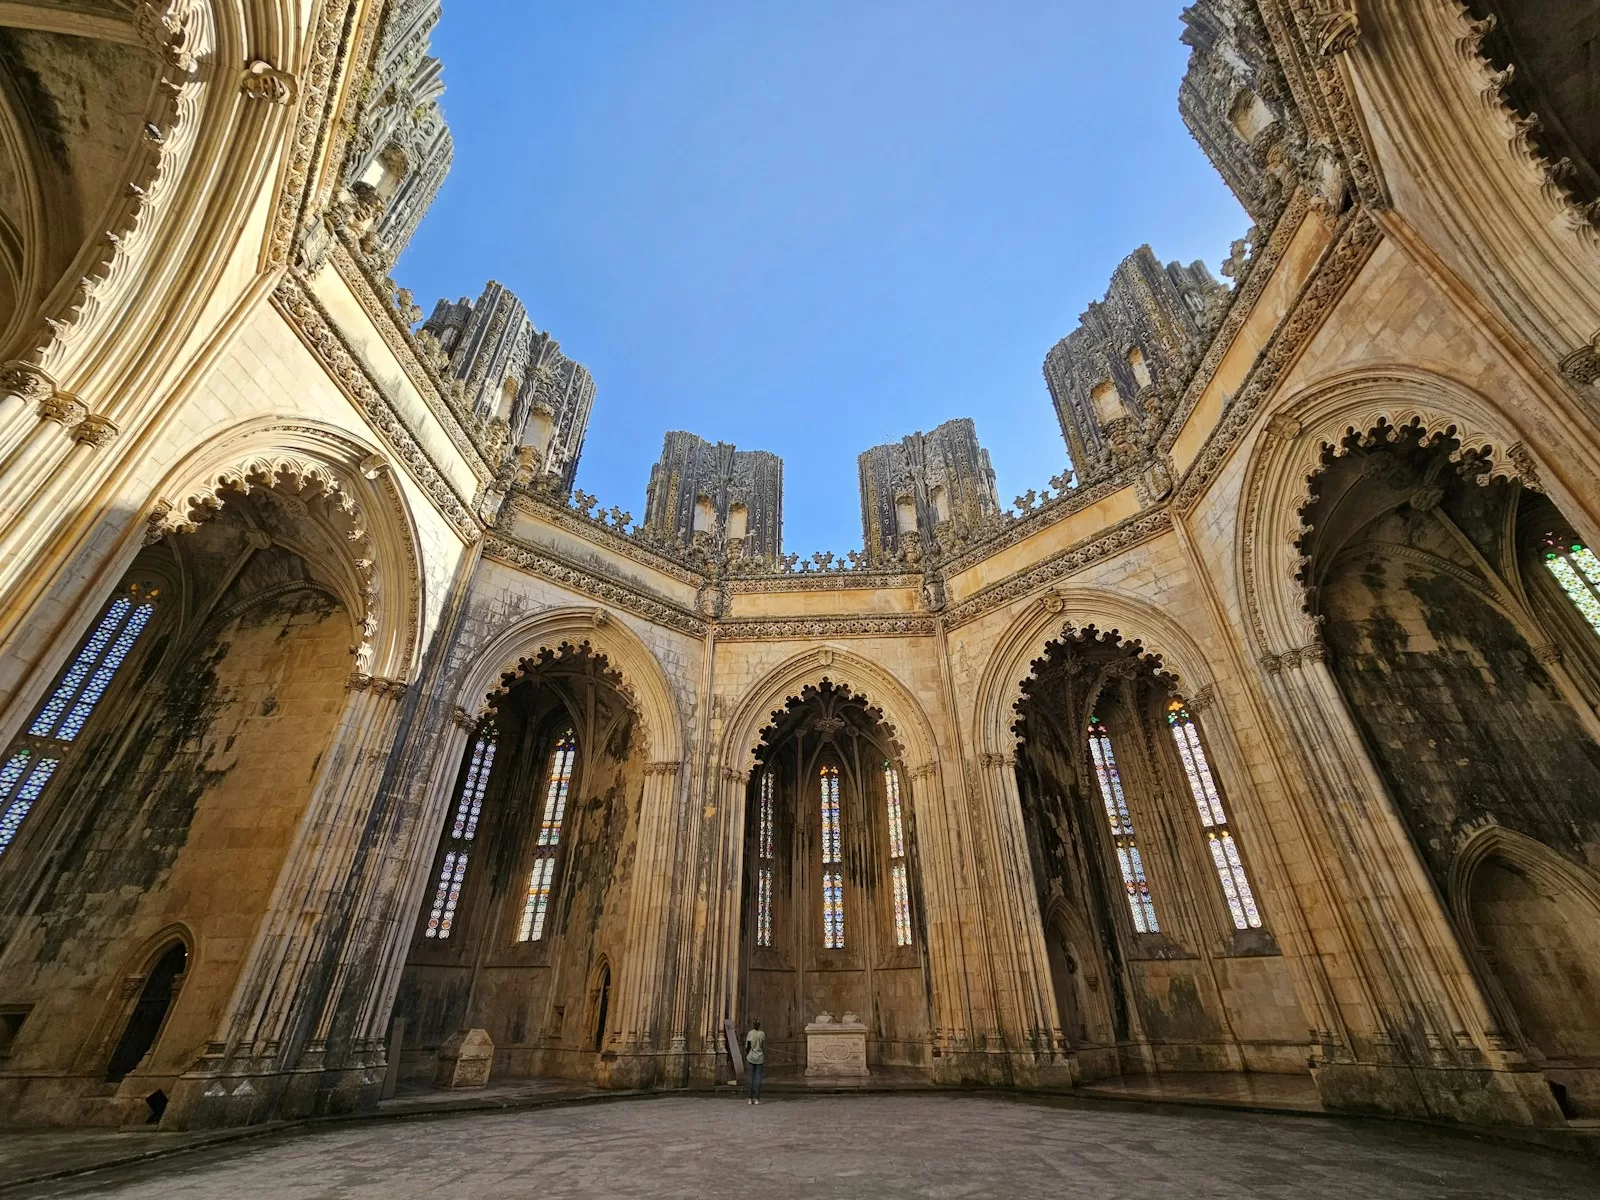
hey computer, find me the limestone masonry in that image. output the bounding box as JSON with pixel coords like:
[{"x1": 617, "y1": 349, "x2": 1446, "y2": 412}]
[{"x1": 0, "y1": 0, "x2": 1598, "y2": 1141}]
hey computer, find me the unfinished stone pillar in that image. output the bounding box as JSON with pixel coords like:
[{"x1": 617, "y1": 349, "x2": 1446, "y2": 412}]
[{"x1": 598, "y1": 759, "x2": 685, "y2": 1088}]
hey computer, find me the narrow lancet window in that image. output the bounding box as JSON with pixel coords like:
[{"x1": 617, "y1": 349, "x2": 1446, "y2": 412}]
[
  {"x1": 884, "y1": 762, "x2": 912, "y2": 946},
  {"x1": 426, "y1": 720, "x2": 497, "y2": 939},
  {"x1": 1544, "y1": 536, "x2": 1600, "y2": 636},
  {"x1": 756, "y1": 770, "x2": 775, "y2": 947},
  {"x1": 1, "y1": 588, "x2": 156, "y2": 861},
  {"x1": 1087, "y1": 716, "x2": 1159, "y2": 933},
  {"x1": 518, "y1": 730, "x2": 576, "y2": 943},
  {"x1": 1167, "y1": 701, "x2": 1261, "y2": 930},
  {"x1": 820, "y1": 763, "x2": 845, "y2": 949}
]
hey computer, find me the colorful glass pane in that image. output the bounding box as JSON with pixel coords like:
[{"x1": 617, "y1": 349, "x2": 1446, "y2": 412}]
[
  {"x1": 884, "y1": 762, "x2": 906, "y2": 859},
  {"x1": 823, "y1": 867, "x2": 844, "y2": 950},
  {"x1": 518, "y1": 856, "x2": 557, "y2": 942},
  {"x1": 0, "y1": 755, "x2": 60, "y2": 856},
  {"x1": 891, "y1": 861, "x2": 912, "y2": 947},
  {"x1": 820, "y1": 764, "x2": 841, "y2": 864},
  {"x1": 537, "y1": 733, "x2": 576, "y2": 848},
  {"x1": 758, "y1": 770, "x2": 774, "y2": 859},
  {"x1": 56, "y1": 604, "x2": 153, "y2": 742},
  {"x1": 1088, "y1": 718, "x2": 1159, "y2": 934},
  {"x1": 1168, "y1": 703, "x2": 1261, "y2": 930},
  {"x1": 425, "y1": 850, "x2": 469, "y2": 939},
  {"x1": 30, "y1": 598, "x2": 132, "y2": 737},
  {"x1": 756, "y1": 865, "x2": 773, "y2": 947},
  {"x1": 1547, "y1": 553, "x2": 1600, "y2": 636},
  {"x1": 451, "y1": 729, "x2": 497, "y2": 840}
]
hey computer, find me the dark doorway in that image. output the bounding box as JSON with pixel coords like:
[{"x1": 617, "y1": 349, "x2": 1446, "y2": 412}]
[
  {"x1": 592, "y1": 963, "x2": 611, "y2": 1052},
  {"x1": 107, "y1": 943, "x2": 186, "y2": 1082}
]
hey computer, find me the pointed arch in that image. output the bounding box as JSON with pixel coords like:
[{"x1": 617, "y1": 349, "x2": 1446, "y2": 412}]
[
  {"x1": 1235, "y1": 366, "x2": 1576, "y2": 661},
  {"x1": 454, "y1": 607, "x2": 684, "y2": 765},
  {"x1": 974, "y1": 585, "x2": 1215, "y2": 759},
  {"x1": 719, "y1": 645, "x2": 939, "y2": 782}
]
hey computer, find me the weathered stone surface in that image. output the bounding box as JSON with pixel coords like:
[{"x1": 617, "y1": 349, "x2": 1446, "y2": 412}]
[{"x1": 434, "y1": 1029, "x2": 494, "y2": 1090}]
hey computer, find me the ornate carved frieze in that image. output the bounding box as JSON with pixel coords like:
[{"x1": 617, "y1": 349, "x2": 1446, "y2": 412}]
[
  {"x1": 483, "y1": 533, "x2": 707, "y2": 637},
  {"x1": 38, "y1": 392, "x2": 89, "y2": 428},
  {"x1": 272, "y1": 276, "x2": 480, "y2": 542},
  {"x1": 2, "y1": 363, "x2": 56, "y2": 406},
  {"x1": 715, "y1": 614, "x2": 938, "y2": 641},
  {"x1": 941, "y1": 509, "x2": 1175, "y2": 629},
  {"x1": 510, "y1": 491, "x2": 706, "y2": 586}
]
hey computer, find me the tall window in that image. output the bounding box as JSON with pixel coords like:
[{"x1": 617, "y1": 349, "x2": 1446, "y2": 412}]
[
  {"x1": 884, "y1": 762, "x2": 912, "y2": 947},
  {"x1": 424, "y1": 720, "x2": 497, "y2": 939},
  {"x1": 1543, "y1": 535, "x2": 1600, "y2": 636},
  {"x1": 755, "y1": 770, "x2": 774, "y2": 947},
  {"x1": 1167, "y1": 702, "x2": 1261, "y2": 930},
  {"x1": 518, "y1": 730, "x2": 576, "y2": 943},
  {"x1": 1087, "y1": 716, "x2": 1160, "y2": 934},
  {"x1": 0, "y1": 588, "x2": 156, "y2": 860},
  {"x1": 820, "y1": 763, "x2": 844, "y2": 950}
]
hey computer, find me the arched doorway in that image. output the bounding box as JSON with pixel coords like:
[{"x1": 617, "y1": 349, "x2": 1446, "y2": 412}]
[
  {"x1": 739, "y1": 681, "x2": 932, "y2": 1072},
  {"x1": 1468, "y1": 854, "x2": 1600, "y2": 1115},
  {"x1": 106, "y1": 942, "x2": 188, "y2": 1083}
]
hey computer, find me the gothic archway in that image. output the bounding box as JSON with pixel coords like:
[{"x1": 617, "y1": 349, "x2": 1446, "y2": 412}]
[{"x1": 738, "y1": 680, "x2": 930, "y2": 1072}]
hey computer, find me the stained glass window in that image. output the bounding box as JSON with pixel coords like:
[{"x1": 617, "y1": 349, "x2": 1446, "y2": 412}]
[
  {"x1": 1, "y1": 588, "x2": 156, "y2": 862},
  {"x1": 756, "y1": 866, "x2": 773, "y2": 947},
  {"x1": 1167, "y1": 702, "x2": 1261, "y2": 930},
  {"x1": 425, "y1": 720, "x2": 498, "y2": 939},
  {"x1": 755, "y1": 770, "x2": 775, "y2": 947},
  {"x1": 758, "y1": 770, "x2": 774, "y2": 860},
  {"x1": 820, "y1": 764, "x2": 844, "y2": 949},
  {"x1": 518, "y1": 730, "x2": 577, "y2": 943},
  {"x1": 884, "y1": 762, "x2": 912, "y2": 946},
  {"x1": 1087, "y1": 717, "x2": 1160, "y2": 933},
  {"x1": 0, "y1": 752, "x2": 60, "y2": 857},
  {"x1": 30, "y1": 593, "x2": 155, "y2": 742},
  {"x1": 1544, "y1": 536, "x2": 1600, "y2": 637}
]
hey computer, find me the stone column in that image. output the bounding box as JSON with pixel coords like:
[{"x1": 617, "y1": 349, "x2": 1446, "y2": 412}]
[
  {"x1": 972, "y1": 751, "x2": 1074, "y2": 1085},
  {"x1": 1261, "y1": 642, "x2": 1564, "y2": 1127},
  {"x1": 598, "y1": 759, "x2": 684, "y2": 1088}
]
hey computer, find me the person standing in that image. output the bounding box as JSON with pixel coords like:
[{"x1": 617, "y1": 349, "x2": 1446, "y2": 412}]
[{"x1": 744, "y1": 1019, "x2": 766, "y2": 1104}]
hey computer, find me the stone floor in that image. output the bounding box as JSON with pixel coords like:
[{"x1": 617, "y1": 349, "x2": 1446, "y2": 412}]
[{"x1": 14, "y1": 1094, "x2": 1600, "y2": 1199}]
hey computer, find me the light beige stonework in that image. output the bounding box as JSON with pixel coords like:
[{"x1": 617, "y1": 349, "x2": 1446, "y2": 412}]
[{"x1": 0, "y1": 0, "x2": 1597, "y2": 1139}]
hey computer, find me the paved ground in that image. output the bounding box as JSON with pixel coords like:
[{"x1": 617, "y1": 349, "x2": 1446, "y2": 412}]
[{"x1": 16, "y1": 1094, "x2": 1600, "y2": 1199}]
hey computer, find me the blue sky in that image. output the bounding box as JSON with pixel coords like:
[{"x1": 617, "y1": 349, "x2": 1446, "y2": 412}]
[{"x1": 397, "y1": 2, "x2": 1247, "y2": 555}]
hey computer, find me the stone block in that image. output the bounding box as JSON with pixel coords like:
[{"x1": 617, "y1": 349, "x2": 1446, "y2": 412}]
[
  {"x1": 434, "y1": 1029, "x2": 494, "y2": 1089},
  {"x1": 804, "y1": 1012, "x2": 869, "y2": 1078}
]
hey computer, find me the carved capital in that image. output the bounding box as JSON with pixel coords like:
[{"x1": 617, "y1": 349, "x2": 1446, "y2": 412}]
[
  {"x1": 1315, "y1": 8, "x2": 1360, "y2": 57},
  {"x1": 345, "y1": 672, "x2": 374, "y2": 692},
  {"x1": 906, "y1": 761, "x2": 939, "y2": 782},
  {"x1": 1532, "y1": 643, "x2": 1563, "y2": 665},
  {"x1": 1187, "y1": 684, "x2": 1217, "y2": 713},
  {"x1": 644, "y1": 760, "x2": 681, "y2": 778},
  {"x1": 71, "y1": 414, "x2": 119, "y2": 448},
  {"x1": 1559, "y1": 334, "x2": 1600, "y2": 386},
  {"x1": 3, "y1": 362, "x2": 57, "y2": 405},
  {"x1": 1505, "y1": 442, "x2": 1542, "y2": 491},
  {"x1": 39, "y1": 392, "x2": 89, "y2": 427},
  {"x1": 977, "y1": 752, "x2": 1013, "y2": 770},
  {"x1": 242, "y1": 60, "x2": 299, "y2": 106},
  {"x1": 452, "y1": 706, "x2": 480, "y2": 732},
  {"x1": 372, "y1": 677, "x2": 408, "y2": 699}
]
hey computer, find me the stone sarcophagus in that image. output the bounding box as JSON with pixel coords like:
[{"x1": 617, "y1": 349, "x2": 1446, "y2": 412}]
[
  {"x1": 435, "y1": 1028, "x2": 494, "y2": 1089},
  {"x1": 804, "y1": 1012, "x2": 869, "y2": 1078}
]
